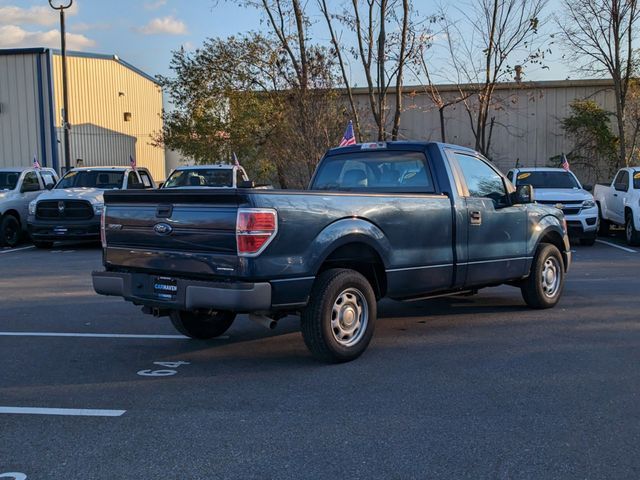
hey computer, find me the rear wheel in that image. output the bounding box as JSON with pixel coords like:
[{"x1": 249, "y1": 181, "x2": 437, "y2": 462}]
[
  {"x1": 0, "y1": 215, "x2": 21, "y2": 248},
  {"x1": 597, "y1": 204, "x2": 610, "y2": 235},
  {"x1": 301, "y1": 268, "x2": 376, "y2": 363},
  {"x1": 625, "y1": 213, "x2": 640, "y2": 246},
  {"x1": 521, "y1": 243, "x2": 565, "y2": 309},
  {"x1": 169, "y1": 310, "x2": 236, "y2": 339}
]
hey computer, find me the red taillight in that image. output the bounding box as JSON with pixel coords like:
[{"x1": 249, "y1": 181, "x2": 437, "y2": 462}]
[
  {"x1": 100, "y1": 207, "x2": 107, "y2": 248},
  {"x1": 236, "y1": 209, "x2": 277, "y2": 256}
]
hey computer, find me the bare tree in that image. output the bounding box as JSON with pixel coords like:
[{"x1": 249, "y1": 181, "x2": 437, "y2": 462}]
[
  {"x1": 558, "y1": 0, "x2": 640, "y2": 168},
  {"x1": 441, "y1": 0, "x2": 547, "y2": 157}
]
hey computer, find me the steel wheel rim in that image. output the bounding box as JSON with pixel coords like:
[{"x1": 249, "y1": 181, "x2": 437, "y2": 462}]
[
  {"x1": 541, "y1": 256, "x2": 561, "y2": 298},
  {"x1": 330, "y1": 287, "x2": 368, "y2": 347}
]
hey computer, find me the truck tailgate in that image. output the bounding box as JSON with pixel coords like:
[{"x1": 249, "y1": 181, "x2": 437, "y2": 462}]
[{"x1": 102, "y1": 189, "x2": 245, "y2": 276}]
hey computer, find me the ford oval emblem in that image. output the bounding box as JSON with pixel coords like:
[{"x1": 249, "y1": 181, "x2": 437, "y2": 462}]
[{"x1": 153, "y1": 223, "x2": 173, "y2": 235}]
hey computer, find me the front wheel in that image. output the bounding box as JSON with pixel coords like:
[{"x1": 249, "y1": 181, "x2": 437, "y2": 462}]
[
  {"x1": 521, "y1": 243, "x2": 565, "y2": 309},
  {"x1": 0, "y1": 215, "x2": 21, "y2": 247},
  {"x1": 625, "y1": 214, "x2": 640, "y2": 246},
  {"x1": 169, "y1": 310, "x2": 236, "y2": 339},
  {"x1": 301, "y1": 268, "x2": 376, "y2": 363}
]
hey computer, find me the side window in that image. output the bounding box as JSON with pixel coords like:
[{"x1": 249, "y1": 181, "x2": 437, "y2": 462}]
[
  {"x1": 139, "y1": 171, "x2": 153, "y2": 188},
  {"x1": 454, "y1": 153, "x2": 508, "y2": 206},
  {"x1": 506, "y1": 171, "x2": 514, "y2": 183},
  {"x1": 619, "y1": 170, "x2": 629, "y2": 191},
  {"x1": 127, "y1": 171, "x2": 143, "y2": 189},
  {"x1": 23, "y1": 171, "x2": 41, "y2": 190},
  {"x1": 40, "y1": 171, "x2": 56, "y2": 188}
]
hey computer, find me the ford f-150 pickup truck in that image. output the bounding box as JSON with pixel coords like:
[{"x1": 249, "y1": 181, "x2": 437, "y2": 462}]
[
  {"x1": 93, "y1": 142, "x2": 571, "y2": 363},
  {"x1": 594, "y1": 167, "x2": 640, "y2": 245}
]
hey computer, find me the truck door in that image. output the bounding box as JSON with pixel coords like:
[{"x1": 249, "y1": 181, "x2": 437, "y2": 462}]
[
  {"x1": 450, "y1": 152, "x2": 528, "y2": 286},
  {"x1": 610, "y1": 170, "x2": 629, "y2": 224}
]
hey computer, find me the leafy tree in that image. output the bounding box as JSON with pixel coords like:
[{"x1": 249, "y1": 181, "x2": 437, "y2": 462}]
[{"x1": 560, "y1": 99, "x2": 619, "y2": 181}]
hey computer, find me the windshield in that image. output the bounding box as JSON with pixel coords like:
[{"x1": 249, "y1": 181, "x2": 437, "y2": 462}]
[
  {"x1": 311, "y1": 151, "x2": 435, "y2": 192},
  {"x1": 634, "y1": 171, "x2": 640, "y2": 190},
  {"x1": 56, "y1": 170, "x2": 125, "y2": 189},
  {"x1": 0, "y1": 171, "x2": 20, "y2": 191},
  {"x1": 163, "y1": 169, "x2": 233, "y2": 188},
  {"x1": 515, "y1": 171, "x2": 579, "y2": 189}
]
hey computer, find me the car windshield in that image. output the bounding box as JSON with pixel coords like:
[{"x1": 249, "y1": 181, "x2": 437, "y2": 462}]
[
  {"x1": 56, "y1": 170, "x2": 125, "y2": 189},
  {"x1": 515, "y1": 171, "x2": 579, "y2": 189},
  {"x1": 311, "y1": 151, "x2": 435, "y2": 192},
  {"x1": 634, "y1": 171, "x2": 640, "y2": 190},
  {"x1": 163, "y1": 169, "x2": 234, "y2": 188},
  {"x1": 0, "y1": 171, "x2": 20, "y2": 190}
]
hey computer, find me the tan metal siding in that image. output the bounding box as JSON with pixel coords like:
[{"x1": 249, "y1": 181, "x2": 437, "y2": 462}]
[{"x1": 51, "y1": 54, "x2": 165, "y2": 180}]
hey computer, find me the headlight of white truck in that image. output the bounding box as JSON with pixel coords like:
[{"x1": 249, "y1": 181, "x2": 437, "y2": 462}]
[
  {"x1": 29, "y1": 200, "x2": 37, "y2": 215},
  {"x1": 93, "y1": 203, "x2": 104, "y2": 215},
  {"x1": 582, "y1": 200, "x2": 596, "y2": 209}
]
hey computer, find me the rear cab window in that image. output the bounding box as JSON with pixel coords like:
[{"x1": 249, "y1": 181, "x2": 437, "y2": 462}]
[{"x1": 311, "y1": 151, "x2": 436, "y2": 193}]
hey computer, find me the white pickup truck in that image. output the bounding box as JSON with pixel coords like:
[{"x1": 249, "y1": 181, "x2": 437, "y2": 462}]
[
  {"x1": 594, "y1": 167, "x2": 640, "y2": 245},
  {"x1": 507, "y1": 167, "x2": 599, "y2": 246},
  {"x1": 161, "y1": 164, "x2": 250, "y2": 189},
  {"x1": 0, "y1": 167, "x2": 58, "y2": 247}
]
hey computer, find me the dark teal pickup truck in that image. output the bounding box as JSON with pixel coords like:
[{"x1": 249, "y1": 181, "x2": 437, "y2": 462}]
[{"x1": 93, "y1": 142, "x2": 571, "y2": 363}]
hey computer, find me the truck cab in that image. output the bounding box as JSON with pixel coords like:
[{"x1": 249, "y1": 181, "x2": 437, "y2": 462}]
[
  {"x1": 593, "y1": 167, "x2": 640, "y2": 245},
  {"x1": 162, "y1": 165, "x2": 249, "y2": 189},
  {"x1": 507, "y1": 167, "x2": 598, "y2": 245},
  {"x1": 0, "y1": 167, "x2": 58, "y2": 247},
  {"x1": 27, "y1": 166, "x2": 155, "y2": 248}
]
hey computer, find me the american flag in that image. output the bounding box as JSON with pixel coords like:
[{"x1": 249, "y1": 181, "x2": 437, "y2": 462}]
[
  {"x1": 130, "y1": 154, "x2": 136, "y2": 170},
  {"x1": 561, "y1": 153, "x2": 570, "y2": 171},
  {"x1": 33, "y1": 155, "x2": 40, "y2": 169},
  {"x1": 339, "y1": 120, "x2": 357, "y2": 147},
  {"x1": 232, "y1": 152, "x2": 240, "y2": 167}
]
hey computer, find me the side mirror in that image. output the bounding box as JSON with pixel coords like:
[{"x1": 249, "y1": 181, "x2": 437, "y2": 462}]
[
  {"x1": 513, "y1": 184, "x2": 535, "y2": 204},
  {"x1": 21, "y1": 182, "x2": 40, "y2": 193},
  {"x1": 583, "y1": 184, "x2": 593, "y2": 192},
  {"x1": 45, "y1": 182, "x2": 55, "y2": 191},
  {"x1": 614, "y1": 182, "x2": 628, "y2": 192}
]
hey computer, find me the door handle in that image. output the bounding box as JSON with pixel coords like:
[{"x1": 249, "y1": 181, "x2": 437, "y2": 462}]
[
  {"x1": 470, "y1": 211, "x2": 482, "y2": 225},
  {"x1": 613, "y1": 193, "x2": 618, "y2": 197}
]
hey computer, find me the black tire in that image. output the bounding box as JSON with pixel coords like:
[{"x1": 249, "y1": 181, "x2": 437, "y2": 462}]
[
  {"x1": 625, "y1": 213, "x2": 640, "y2": 246},
  {"x1": 597, "y1": 204, "x2": 610, "y2": 235},
  {"x1": 300, "y1": 268, "x2": 376, "y2": 363},
  {"x1": 521, "y1": 243, "x2": 565, "y2": 309},
  {"x1": 0, "y1": 215, "x2": 21, "y2": 248},
  {"x1": 579, "y1": 235, "x2": 596, "y2": 246},
  {"x1": 32, "y1": 240, "x2": 54, "y2": 249},
  {"x1": 169, "y1": 310, "x2": 236, "y2": 339}
]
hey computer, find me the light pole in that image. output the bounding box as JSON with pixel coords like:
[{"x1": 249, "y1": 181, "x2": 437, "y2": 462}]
[{"x1": 49, "y1": 0, "x2": 73, "y2": 173}]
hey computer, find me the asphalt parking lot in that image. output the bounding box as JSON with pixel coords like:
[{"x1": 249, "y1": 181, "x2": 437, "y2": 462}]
[{"x1": 1, "y1": 237, "x2": 639, "y2": 479}]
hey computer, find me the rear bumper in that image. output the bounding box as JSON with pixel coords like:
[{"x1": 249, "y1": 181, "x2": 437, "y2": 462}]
[
  {"x1": 92, "y1": 271, "x2": 272, "y2": 312},
  {"x1": 28, "y1": 216, "x2": 100, "y2": 241}
]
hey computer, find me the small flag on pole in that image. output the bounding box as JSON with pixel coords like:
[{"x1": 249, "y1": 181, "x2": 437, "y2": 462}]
[
  {"x1": 130, "y1": 154, "x2": 136, "y2": 170},
  {"x1": 33, "y1": 155, "x2": 40, "y2": 169},
  {"x1": 339, "y1": 120, "x2": 357, "y2": 147},
  {"x1": 561, "y1": 153, "x2": 570, "y2": 171},
  {"x1": 232, "y1": 152, "x2": 240, "y2": 167}
]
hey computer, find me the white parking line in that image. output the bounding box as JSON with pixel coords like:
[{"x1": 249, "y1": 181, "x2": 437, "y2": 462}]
[
  {"x1": 595, "y1": 239, "x2": 637, "y2": 253},
  {"x1": 0, "y1": 331, "x2": 229, "y2": 340},
  {"x1": 0, "y1": 406, "x2": 125, "y2": 417},
  {"x1": 0, "y1": 246, "x2": 35, "y2": 255},
  {"x1": 0, "y1": 331, "x2": 189, "y2": 339}
]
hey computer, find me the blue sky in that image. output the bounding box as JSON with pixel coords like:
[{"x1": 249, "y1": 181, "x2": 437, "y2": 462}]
[{"x1": 0, "y1": 0, "x2": 572, "y2": 84}]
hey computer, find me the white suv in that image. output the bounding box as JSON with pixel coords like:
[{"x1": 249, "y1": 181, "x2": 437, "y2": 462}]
[{"x1": 507, "y1": 167, "x2": 598, "y2": 246}]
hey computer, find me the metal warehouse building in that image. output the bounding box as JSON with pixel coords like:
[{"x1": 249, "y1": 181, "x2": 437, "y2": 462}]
[{"x1": 0, "y1": 48, "x2": 165, "y2": 180}]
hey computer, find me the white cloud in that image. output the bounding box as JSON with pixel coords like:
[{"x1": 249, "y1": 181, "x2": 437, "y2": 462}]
[
  {"x1": 0, "y1": 25, "x2": 95, "y2": 50},
  {"x1": 181, "y1": 41, "x2": 195, "y2": 51},
  {"x1": 144, "y1": 0, "x2": 167, "y2": 10},
  {"x1": 0, "y1": 3, "x2": 79, "y2": 27},
  {"x1": 138, "y1": 15, "x2": 187, "y2": 35}
]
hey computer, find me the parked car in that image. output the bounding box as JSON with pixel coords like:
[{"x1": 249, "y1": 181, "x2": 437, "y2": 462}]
[
  {"x1": 594, "y1": 167, "x2": 640, "y2": 245},
  {"x1": 0, "y1": 167, "x2": 58, "y2": 247},
  {"x1": 27, "y1": 166, "x2": 155, "y2": 248},
  {"x1": 93, "y1": 142, "x2": 571, "y2": 363},
  {"x1": 162, "y1": 164, "x2": 249, "y2": 189},
  {"x1": 507, "y1": 167, "x2": 598, "y2": 246}
]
